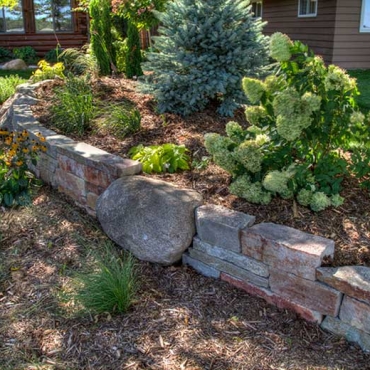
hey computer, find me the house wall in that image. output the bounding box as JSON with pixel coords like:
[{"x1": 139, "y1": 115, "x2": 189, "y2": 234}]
[
  {"x1": 0, "y1": 0, "x2": 88, "y2": 56},
  {"x1": 263, "y1": 0, "x2": 338, "y2": 63},
  {"x1": 332, "y1": 0, "x2": 370, "y2": 69}
]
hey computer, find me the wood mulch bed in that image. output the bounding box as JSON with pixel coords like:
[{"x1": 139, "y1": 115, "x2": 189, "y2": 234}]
[
  {"x1": 1, "y1": 187, "x2": 370, "y2": 369},
  {"x1": 30, "y1": 77, "x2": 370, "y2": 268}
]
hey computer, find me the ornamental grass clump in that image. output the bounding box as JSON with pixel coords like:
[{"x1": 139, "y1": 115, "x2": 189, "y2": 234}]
[{"x1": 204, "y1": 33, "x2": 370, "y2": 212}]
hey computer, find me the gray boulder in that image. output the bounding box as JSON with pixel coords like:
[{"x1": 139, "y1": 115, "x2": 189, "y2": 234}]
[
  {"x1": 2, "y1": 59, "x2": 27, "y2": 70},
  {"x1": 97, "y1": 176, "x2": 203, "y2": 265}
]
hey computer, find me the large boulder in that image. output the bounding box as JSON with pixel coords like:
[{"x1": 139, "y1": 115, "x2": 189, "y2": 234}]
[
  {"x1": 2, "y1": 59, "x2": 27, "y2": 70},
  {"x1": 97, "y1": 176, "x2": 203, "y2": 265}
]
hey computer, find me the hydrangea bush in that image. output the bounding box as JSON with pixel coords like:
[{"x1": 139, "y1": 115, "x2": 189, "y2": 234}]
[{"x1": 205, "y1": 33, "x2": 370, "y2": 212}]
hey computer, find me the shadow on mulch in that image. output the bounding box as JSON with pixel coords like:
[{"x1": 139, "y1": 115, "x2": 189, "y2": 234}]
[{"x1": 0, "y1": 187, "x2": 370, "y2": 369}]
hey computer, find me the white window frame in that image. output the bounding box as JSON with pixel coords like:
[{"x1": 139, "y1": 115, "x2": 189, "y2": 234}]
[
  {"x1": 251, "y1": 1, "x2": 263, "y2": 19},
  {"x1": 298, "y1": 0, "x2": 318, "y2": 18},
  {"x1": 360, "y1": 0, "x2": 370, "y2": 33}
]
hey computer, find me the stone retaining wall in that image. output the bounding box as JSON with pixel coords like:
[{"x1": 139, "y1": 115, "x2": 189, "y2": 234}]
[
  {"x1": 183, "y1": 204, "x2": 370, "y2": 352},
  {"x1": 2, "y1": 84, "x2": 370, "y2": 352},
  {"x1": 0, "y1": 83, "x2": 142, "y2": 216}
]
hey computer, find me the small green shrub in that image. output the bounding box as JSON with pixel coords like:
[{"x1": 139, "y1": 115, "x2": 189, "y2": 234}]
[
  {"x1": 0, "y1": 47, "x2": 13, "y2": 62},
  {"x1": 51, "y1": 75, "x2": 94, "y2": 136},
  {"x1": 12, "y1": 46, "x2": 37, "y2": 64},
  {"x1": 129, "y1": 143, "x2": 190, "y2": 173},
  {"x1": 44, "y1": 45, "x2": 64, "y2": 63},
  {"x1": 204, "y1": 33, "x2": 370, "y2": 212},
  {"x1": 74, "y1": 241, "x2": 138, "y2": 314},
  {"x1": 0, "y1": 75, "x2": 27, "y2": 104},
  {"x1": 103, "y1": 103, "x2": 141, "y2": 139},
  {"x1": 0, "y1": 129, "x2": 46, "y2": 207},
  {"x1": 31, "y1": 60, "x2": 65, "y2": 82}
]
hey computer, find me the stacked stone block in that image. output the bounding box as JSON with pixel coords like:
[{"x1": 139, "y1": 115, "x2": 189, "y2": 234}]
[
  {"x1": 0, "y1": 85, "x2": 142, "y2": 216},
  {"x1": 184, "y1": 204, "x2": 370, "y2": 352}
]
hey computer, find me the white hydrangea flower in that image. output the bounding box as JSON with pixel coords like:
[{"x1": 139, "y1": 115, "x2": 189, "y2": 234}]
[
  {"x1": 242, "y1": 78, "x2": 266, "y2": 104},
  {"x1": 245, "y1": 105, "x2": 267, "y2": 126},
  {"x1": 310, "y1": 192, "x2": 331, "y2": 212},
  {"x1": 263, "y1": 170, "x2": 288, "y2": 193},
  {"x1": 234, "y1": 140, "x2": 263, "y2": 173},
  {"x1": 350, "y1": 111, "x2": 365, "y2": 125},
  {"x1": 269, "y1": 32, "x2": 293, "y2": 62}
]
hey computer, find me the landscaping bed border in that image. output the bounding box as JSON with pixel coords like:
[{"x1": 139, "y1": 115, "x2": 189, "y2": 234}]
[{"x1": 1, "y1": 83, "x2": 370, "y2": 352}]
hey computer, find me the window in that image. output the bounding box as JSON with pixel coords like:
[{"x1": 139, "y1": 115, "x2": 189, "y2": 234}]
[
  {"x1": 251, "y1": 1, "x2": 263, "y2": 18},
  {"x1": 360, "y1": 0, "x2": 370, "y2": 32},
  {"x1": 0, "y1": 0, "x2": 24, "y2": 33},
  {"x1": 298, "y1": 0, "x2": 317, "y2": 17},
  {"x1": 34, "y1": 0, "x2": 72, "y2": 32}
]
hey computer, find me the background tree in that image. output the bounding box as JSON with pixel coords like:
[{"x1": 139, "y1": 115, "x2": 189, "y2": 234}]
[{"x1": 139, "y1": 0, "x2": 269, "y2": 116}]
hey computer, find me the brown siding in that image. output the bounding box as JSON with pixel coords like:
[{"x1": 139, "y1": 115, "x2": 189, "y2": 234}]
[
  {"x1": 332, "y1": 0, "x2": 370, "y2": 69},
  {"x1": 263, "y1": 0, "x2": 337, "y2": 63},
  {"x1": 0, "y1": 0, "x2": 88, "y2": 56}
]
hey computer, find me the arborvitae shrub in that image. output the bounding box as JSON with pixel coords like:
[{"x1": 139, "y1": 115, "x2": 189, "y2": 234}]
[
  {"x1": 125, "y1": 21, "x2": 143, "y2": 79},
  {"x1": 139, "y1": 0, "x2": 268, "y2": 117},
  {"x1": 89, "y1": 0, "x2": 114, "y2": 75}
]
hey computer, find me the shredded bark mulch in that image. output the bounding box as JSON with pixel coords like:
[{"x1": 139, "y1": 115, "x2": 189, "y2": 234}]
[
  {"x1": 30, "y1": 77, "x2": 370, "y2": 268},
  {"x1": 1, "y1": 187, "x2": 370, "y2": 369}
]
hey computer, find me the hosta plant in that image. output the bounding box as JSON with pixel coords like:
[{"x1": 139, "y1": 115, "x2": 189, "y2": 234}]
[
  {"x1": 129, "y1": 143, "x2": 190, "y2": 173},
  {"x1": 0, "y1": 129, "x2": 46, "y2": 207},
  {"x1": 204, "y1": 33, "x2": 370, "y2": 212}
]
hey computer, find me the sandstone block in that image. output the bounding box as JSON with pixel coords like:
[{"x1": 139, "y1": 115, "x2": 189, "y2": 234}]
[
  {"x1": 182, "y1": 253, "x2": 220, "y2": 279},
  {"x1": 321, "y1": 316, "x2": 370, "y2": 352},
  {"x1": 221, "y1": 273, "x2": 323, "y2": 323},
  {"x1": 55, "y1": 169, "x2": 86, "y2": 198},
  {"x1": 317, "y1": 266, "x2": 370, "y2": 305},
  {"x1": 269, "y1": 269, "x2": 342, "y2": 316},
  {"x1": 57, "y1": 142, "x2": 141, "y2": 176},
  {"x1": 189, "y1": 248, "x2": 269, "y2": 287},
  {"x1": 241, "y1": 223, "x2": 334, "y2": 280},
  {"x1": 193, "y1": 237, "x2": 269, "y2": 277},
  {"x1": 340, "y1": 296, "x2": 370, "y2": 334},
  {"x1": 86, "y1": 192, "x2": 99, "y2": 211},
  {"x1": 97, "y1": 176, "x2": 202, "y2": 265},
  {"x1": 196, "y1": 205, "x2": 255, "y2": 253}
]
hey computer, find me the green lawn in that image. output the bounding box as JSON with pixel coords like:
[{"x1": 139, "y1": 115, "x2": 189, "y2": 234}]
[
  {"x1": 0, "y1": 69, "x2": 33, "y2": 80},
  {"x1": 348, "y1": 69, "x2": 370, "y2": 113}
]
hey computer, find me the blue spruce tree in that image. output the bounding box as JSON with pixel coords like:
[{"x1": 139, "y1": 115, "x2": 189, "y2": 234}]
[{"x1": 140, "y1": 0, "x2": 269, "y2": 116}]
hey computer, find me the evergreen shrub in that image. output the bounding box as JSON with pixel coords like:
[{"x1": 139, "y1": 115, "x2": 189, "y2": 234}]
[
  {"x1": 205, "y1": 33, "x2": 370, "y2": 212},
  {"x1": 125, "y1": 21, "x2": 143, "y2": 79},
  {"x1": 140, "y1": 0, "x2": 268, "y2": 116}
]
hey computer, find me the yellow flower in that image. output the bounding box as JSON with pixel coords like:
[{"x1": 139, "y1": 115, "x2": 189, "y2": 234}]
[
  {"x1": 22, "y1": 148, "x2": 30, "y2": 154},
  {"x1": 40, "y1": 145, "x2": 47, "y2": 152},
  {"x1": 11, "y1": 143, "x2": 19, "y2": 150},
  {"x1": 31, "y1": 145, "x2": 39, "y2": 152},
  {"x1": 5, "y1": 137, "x2": 12, "y2": 145},
  {"x1": 15, "y1": 160, "x2": 23, "y2": 166},
  {"x1": 8, "y1": 149, "x2": 16, "y2": 157},
  {"x1": 39, "y1": 136, "x2": 46, "y2": 142},
  {"x1": 22, "y1": 130, "x2": 29, "y2": 137},
  {"x1": 0, "y1": 130, "x2": 9, "y2": 136}
]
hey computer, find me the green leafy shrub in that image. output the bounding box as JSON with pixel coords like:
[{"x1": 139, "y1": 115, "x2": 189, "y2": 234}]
[
  {"x1": 0, "y1": 129, "x2": 46, "y2": 207},
  {"x1": 204, "y1": 33, "x2": 370, "y2": 212},
  {"x1": 102, "y1": 103, "x2": 141, "y2": 139},
  {"x1": 75, "y1": 241, "x2": 138, "y2": 314},
  {"x1": 140, "y1": 0, "x2": 268, "y2": 116},
  {"x1": 31, "y1": 60, "x2": 65, "y2": 82},
  {"x1": 0, "y1": 75, "x2": 27, "y2": 104},
  {"x1": 44, "y1": 45, "x2": 63, "y2": 63},
  {"x1": 12, "y1": 46, "x2": 37, "y2": 64},
  {"x1": 0, "y1": 47, "x2": 13, "y2": 62},
  {"x1": 51, "y1": 75, "x2": 94, "y2": 136},
  {"x1": 129, "y1": 143, "x2": 190, "y2": 173}
]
